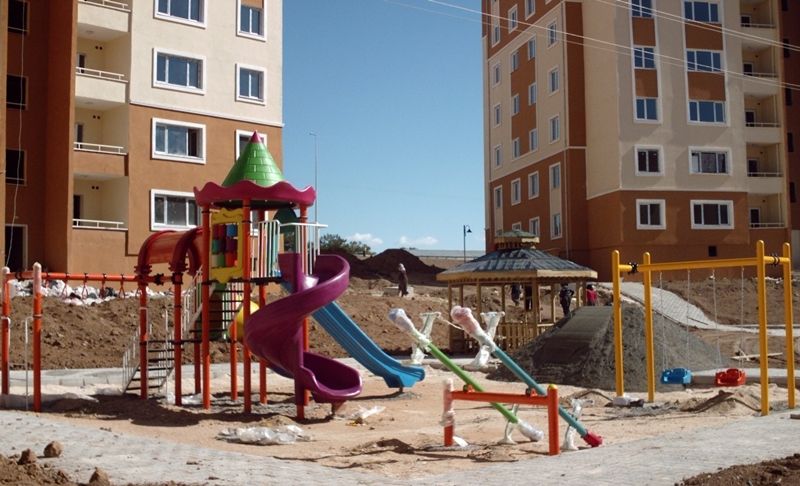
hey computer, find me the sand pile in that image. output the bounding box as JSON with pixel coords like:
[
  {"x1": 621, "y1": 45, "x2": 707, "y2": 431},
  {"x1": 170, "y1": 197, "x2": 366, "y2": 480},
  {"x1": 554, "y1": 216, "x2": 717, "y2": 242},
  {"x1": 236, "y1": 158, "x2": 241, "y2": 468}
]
[
  {"x1": 364, "y1": 249, "x2": 443, "y2": 283},
  {"x1": 489, "y1": 303, "x2": 729, "y2": 392}
]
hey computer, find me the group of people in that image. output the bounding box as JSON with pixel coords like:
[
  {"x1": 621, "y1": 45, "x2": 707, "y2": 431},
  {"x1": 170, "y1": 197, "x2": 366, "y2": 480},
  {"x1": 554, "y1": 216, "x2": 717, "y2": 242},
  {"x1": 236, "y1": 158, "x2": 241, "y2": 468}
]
[{"x1": 509, "y1": 282, "x2": 599, "y2": 318}]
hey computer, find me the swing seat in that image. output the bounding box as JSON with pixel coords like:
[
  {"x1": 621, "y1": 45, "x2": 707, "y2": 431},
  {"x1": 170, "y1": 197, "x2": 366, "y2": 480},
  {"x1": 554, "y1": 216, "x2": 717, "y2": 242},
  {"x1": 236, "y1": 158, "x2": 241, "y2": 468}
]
[
  {"x1": 715, "y1": 368, "x2": 746, "y2": 387},
  {"x1": 660, "y1": 368, "x2": 692, "y2": 385}
]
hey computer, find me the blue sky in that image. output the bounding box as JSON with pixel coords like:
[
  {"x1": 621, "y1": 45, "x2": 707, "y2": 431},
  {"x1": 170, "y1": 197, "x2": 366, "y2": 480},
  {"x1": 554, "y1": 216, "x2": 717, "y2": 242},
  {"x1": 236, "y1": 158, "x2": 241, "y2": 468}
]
[{"x1": 282, "y1": 0, "x2": 486, "y2": 252}]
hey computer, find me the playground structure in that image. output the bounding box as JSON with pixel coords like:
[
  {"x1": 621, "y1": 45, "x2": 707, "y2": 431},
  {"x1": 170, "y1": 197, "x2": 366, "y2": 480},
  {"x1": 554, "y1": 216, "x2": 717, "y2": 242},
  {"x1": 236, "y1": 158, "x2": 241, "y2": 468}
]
[
  {"x1": 0, "y1": 133, "x2": 425, "y2": 416},
  {"x1": 611, "y1": 240, "x2": 796, "y2": 416}
]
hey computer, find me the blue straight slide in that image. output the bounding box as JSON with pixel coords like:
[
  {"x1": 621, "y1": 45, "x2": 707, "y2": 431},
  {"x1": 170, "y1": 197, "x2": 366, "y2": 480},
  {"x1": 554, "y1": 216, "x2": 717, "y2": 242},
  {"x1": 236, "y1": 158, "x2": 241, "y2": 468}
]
[{"x1": 312, "y1": 301, "x2": 425, "y2": 389}]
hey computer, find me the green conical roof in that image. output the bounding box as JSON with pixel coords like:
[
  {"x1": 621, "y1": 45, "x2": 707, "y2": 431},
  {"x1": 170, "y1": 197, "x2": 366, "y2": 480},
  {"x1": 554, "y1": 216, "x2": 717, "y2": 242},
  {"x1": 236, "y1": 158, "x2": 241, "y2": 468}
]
[{"x1": 222, "y1": 132, "x2": 284, "y2": 187}]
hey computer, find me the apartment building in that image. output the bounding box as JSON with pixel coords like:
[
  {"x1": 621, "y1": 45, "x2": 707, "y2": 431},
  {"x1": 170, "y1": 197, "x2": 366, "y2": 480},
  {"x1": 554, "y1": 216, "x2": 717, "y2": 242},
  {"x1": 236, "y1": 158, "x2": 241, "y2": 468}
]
[
  {"x1": 483, "y1": 0, "x2": 793, "y2": 278},
  {"x1": 2, "y1": 0, "x2": 282, "y2": 273}
]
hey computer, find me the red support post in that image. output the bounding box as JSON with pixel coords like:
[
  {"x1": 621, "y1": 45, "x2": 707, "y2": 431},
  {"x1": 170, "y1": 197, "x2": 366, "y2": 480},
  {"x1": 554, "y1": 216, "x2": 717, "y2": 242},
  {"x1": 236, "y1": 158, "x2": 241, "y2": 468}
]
[
  {"x1": 299, "y1": 205, "x2": 309, "y2": 408},
  {"x1": 258, "y1": 283, "x2": 267, "y2": 404},
  {"x1": 173, "y1": 278, "x2": 183, "y2": 406},
  {"x1": 138, "y1": 279, "x2": 149, "y2": 400},
  {"x1": 1, "y1": 267, "x2": 9, "y2": 395},
  {"x1": 242, "y1": 199, "x2": 252, "y2": 413},
  {"x1": 546, "y1": 386, "x2": 559, "y2": 456},
  {"x1": 32, "y1": 264, "x2": 42, "y2": 412},
  {"x1": 201, "y1": 205, "x2": 212, "y2": 409}
]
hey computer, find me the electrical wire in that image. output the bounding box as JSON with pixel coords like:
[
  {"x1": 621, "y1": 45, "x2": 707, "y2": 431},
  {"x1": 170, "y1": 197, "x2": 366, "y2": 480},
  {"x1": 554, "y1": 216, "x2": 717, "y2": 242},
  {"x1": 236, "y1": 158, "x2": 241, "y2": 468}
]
[{"x1": 7, "y1": 7, "x2": 27, "y2": 270}]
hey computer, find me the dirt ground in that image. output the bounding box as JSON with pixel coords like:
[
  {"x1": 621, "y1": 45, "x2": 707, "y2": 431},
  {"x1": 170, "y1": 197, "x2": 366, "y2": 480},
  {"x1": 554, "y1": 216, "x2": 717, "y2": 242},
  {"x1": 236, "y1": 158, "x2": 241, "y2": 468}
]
[{"x1": 1, "y1": 249, "x2": 799, "y2": 485}]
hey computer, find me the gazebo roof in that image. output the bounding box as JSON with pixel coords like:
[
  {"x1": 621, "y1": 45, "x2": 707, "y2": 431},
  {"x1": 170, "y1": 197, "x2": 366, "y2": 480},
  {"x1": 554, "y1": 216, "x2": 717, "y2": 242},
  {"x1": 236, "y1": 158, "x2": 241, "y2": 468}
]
[{"x1": 436, "y1": 247, "x2": 597, "y2": 284}]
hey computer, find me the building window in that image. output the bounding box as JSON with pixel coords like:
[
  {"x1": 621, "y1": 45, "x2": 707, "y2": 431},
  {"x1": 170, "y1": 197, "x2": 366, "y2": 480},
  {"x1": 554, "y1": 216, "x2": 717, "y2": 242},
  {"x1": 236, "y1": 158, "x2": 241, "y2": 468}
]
[
  {"x1": 529, "y1": 128, "x2": 539, "y2": 152},
  {"x1": 494, "y1": 104, "x2": 502, "y2": 126},
  {"x1": 494, "y1": 145, "x2": 502, "y2": 166},
  {"x1": 528, "y1": 171, "x2": 539, "y2": 198},
  {"x1": 512, "y1": 138, "x2": 521, "y2": 158},
  {"x1": 633, "y1": 47, "x2": 656, "y2": 69},
  {"x1": 237, "y1": 65, "x2": 265, "y2": 103},
  {"x1": 529, "y1": 217, "x2": 540, "y2": 237},
  {"x1": 5, "y1": 149, "x2": 25, "y2": 184},
  {"x1": 552, "y1": 213, "x2": 562, "y2": 238},
  {"x1": 547, "y1": 21, "x2": 558, "y2": 46},
  {"x1": 631, "y1": 0, "x2": 653, "y2": 17},
  {"x1": 786, "y1": 87, "x2": 793, "y2": 106},
  {"x1": 549, "y1": 115, "x2": 560, "y2": 142},
  {"x1": 493, "y1": 63, "x2": 501, "y2": 85},
  {"x1": 151, "y1": 190, "x2": 199, "y2": 230},
  {"x1": 637, "y1": 199, "x2": 665, "y2": 229},
  {"x1": 686, "y1": 50, "x2": 722, "y2": 72},
  {"x1": 511, "y1": 222, "x2": 523, "y2": 231},
  {"x1": 528, "y1": 82, "x2": 537, "y2": 105},
  {"x1": 492, "y1": 20, "x2": 501, "y2": 45},
  {"x1": 684, "y1": 1, "x2": 720, "y2": 23},
  {"x1": 636, "y1": 147, "x2": 661, "y2": 174},
  {"x1": 238, "y1": 2, "x2": 264, "y2": 37},
  {"x1": 511, "y1": 50, "x2": 519, "y2": 72},
  {"x1": 549, "y1": 67, "x2": 559, "y2": 93},
  {"x1": 508, "y1": 6, "x2": 518, "y2": 31},
  {"x1": 9, "y1": 0, "x2": 28, "y2": 33},
  {"x1": 691, "y1": 200, "x2": 733, "y2": 228},
  {"x1": 6, "y1": 75, "x2": 26, "y2": 109},
  {"x1": 550, "y1": 163, "x2": 561, "y2": 189},
  {"x1": 236, "y1": 130, "x2": 267, "y2": 156},
  {"x1": 790, "y1": 182, "x2": 796, "y2": 203},
  {"x1": 636, "y1": 97, "x2": 658, "y2": 121},
  {"x1": 494, "y1": 186, "x2": 503, "y2": 209},
  {"x1": 789, "y1": 133, "x2": 795, "y2": 152},
  {"x1": 512, "y1": 94, "x2": 520, "y2": 115},
  {"x1": 511, "y1": 179, "x2": 521, "y2": 205},
  {"x1": 156, "y1": 0, "x2": 204, "y2": 24},
  {"x1": 525, "y1": 0, "x2": 535, "y2": 18},
  {"x1": 155, "y1": 50, "x2": 204, "y2": 91},
  {"x1": 152, "y1": 118, "x2": 205, "y2": 162},
  {"x1": 689, "y1": 100, "x2": 725, "y2": 123},
  {"x1": 690, "y1": 150, "x2": 728, "y2": 174},
  {"x1": 527, "y1": 37, "x2": 536, "y2": 60}
]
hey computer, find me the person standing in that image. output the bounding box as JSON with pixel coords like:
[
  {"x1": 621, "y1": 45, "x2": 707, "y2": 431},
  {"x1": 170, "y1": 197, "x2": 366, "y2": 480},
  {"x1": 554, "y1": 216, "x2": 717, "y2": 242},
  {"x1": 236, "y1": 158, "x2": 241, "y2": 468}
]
[
  {"x1": 586, "y1": 284, "x2": 598, "y2": 306},
  {"x1": 398, "y1": 263, "x2": 409, "y2": 297},
  {"x1": 559, "y1": 283, "x2": 574, "y2": 318}
]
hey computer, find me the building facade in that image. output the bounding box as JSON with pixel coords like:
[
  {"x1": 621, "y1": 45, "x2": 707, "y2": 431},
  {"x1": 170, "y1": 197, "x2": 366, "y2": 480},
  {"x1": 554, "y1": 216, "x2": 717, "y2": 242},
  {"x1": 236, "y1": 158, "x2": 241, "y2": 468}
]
[
  {"x1": 483, "y1": 0, "x2": 793, "y2": 278},
  {"x1": 2, "y1": 0, "x2": 282, "y2": 273}
]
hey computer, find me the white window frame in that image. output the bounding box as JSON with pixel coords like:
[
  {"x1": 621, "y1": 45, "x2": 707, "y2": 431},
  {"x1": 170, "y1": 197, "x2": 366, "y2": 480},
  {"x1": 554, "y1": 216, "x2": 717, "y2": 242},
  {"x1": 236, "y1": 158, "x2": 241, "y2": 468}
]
[
  {"x1": 635, "y1": 97, "x2": 659, "y2": 121},
  {"x1": 494, "y1": 103, "x2": 502, "y2": 126},
  {"x1": 529, "y1": 216, "x2": 540, "y2": 237},
  {"x1": 493, "y1": 144, "x2": 502, "y2": 166},
  {"x1": 528, "y1": 171, "x2": 540, "y2": 199},
  {"x1": 529, "y1": 128, "x2": 539, "y2": 152},
  {"x1": 686, "y1": 49, "x2": 723, "y2": 72},
  {"x1": 511, "y1": 50, "x2": 520, "y2": 72},
  {"x1": 684, "y1": 1, "x2": 720, "y2": 23},
  {"x1": 512, "y1": 94, "x2": 520, "y2": 115},
  {"x1": 550, "y1": 162, "x2": 561, "y2": 189},
  {"x1": 635, "y1": 146, "x2": 663, "y2": 175},
  {"x1": 527, "y1": 37, "x2": 536, "y2": 60},
  {"x1": 494, "y1": 186, "x2": 503, "y2": 209},
  {"x1": 631, "y1": 0, "x2": 653, "y2": 18},
  {"x1": 236, "y1": 63, "x2": 267, "y2": 105},
  {"x1": 150, "y1": 189, "x2": 199, "y2": 231},
  {"x1": 551, "y1": 212, "x2": 563, "y2": 239},
  {"x1": 689, "y1": 148, "x2": 730, "y2": 175},
  {"x1": 492, "y1": 63, "x2": 501, "y2": 86},
  {"x1": 508, "y1": 5, "x2": 518, "y2": 31},
  {"x1": 633, "y1": 46, "x2": 656, "y2": 69},
  {"x1": 512, "y1": 138, "x2": 521, "y2": 158},
  {"x1": 525, "y1": 0, "x2": 535, "y2": 18},
  {"x1": 492, "y1": 20, "x2": 501, "y2": 45},
  {"x1": 636, "y1": 199, "x2": 666, "y2": 230},
  {"x1": 154, "y1": 0, "x2": 207, "y2": 28},
  {"x1": 549, "y1": 115, "x2": 560, "y2": 143},
  {"x1": 511, "y1": 178, "x2": 521, "y2": 205},
  {"x1": 153, "y1": 48, "x2": 206, "y2": 94},
  {"x1": 236, "y1": 129, "x2": 267, "y2": 157},
  {"x1": 691, "y1": 199, "x2": 733, "y2": 229},
  {"x1": 151, "y1": 117, "x2": 206, "y2": 163},
  {"x1": 528, "y1": 82, "x2": 537, "y2": 105},
  {"x1": 547, "y1": 21, "x2": 558, "y2": 47},
  {"x1": 5, "y1": 148, "x2": 26, "y2": 185},
  {"x1": 237, "y1": 0, "x2": 266, "y2": 40},
  {"x1": 689, "y1": 100, "x2": 726, "y2": 124},
  {"x1": 548, "y1": 67, "x2": 560, "y2": 94}
]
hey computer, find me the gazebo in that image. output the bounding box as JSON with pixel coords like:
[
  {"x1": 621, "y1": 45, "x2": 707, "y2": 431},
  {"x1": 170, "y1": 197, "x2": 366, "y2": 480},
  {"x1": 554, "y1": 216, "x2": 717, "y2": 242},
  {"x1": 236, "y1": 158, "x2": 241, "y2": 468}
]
[{"x1": 436, "y1": 231, "x2": 598, "y2": 353}]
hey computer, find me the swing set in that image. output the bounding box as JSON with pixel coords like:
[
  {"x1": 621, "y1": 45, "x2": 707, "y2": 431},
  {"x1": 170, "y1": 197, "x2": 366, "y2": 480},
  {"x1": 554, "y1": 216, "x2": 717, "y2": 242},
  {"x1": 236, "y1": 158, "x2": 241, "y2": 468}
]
[{"x1": 611, "y1": 240, "x2": 796, "y2": 416}]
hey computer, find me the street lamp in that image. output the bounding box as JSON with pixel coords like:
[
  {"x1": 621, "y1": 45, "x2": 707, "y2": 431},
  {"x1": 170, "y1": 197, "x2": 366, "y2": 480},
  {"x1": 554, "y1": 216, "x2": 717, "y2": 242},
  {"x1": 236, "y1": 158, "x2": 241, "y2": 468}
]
[
  {"x1": 309, "y1": 132, "x2": 318, "y2": 222},
  {"x1": 462, "y1": 224, "x2": 472, "y2": 263}
]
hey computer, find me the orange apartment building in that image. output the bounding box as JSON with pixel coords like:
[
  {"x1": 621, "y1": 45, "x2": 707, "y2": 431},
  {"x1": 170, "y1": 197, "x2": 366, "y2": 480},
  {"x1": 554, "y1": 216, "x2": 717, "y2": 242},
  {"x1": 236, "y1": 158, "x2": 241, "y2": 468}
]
[
  {"x1": 1, "y1": 0, "x2": 282, "y2": 274},
  {"x1": 483, "y1": 0, "x2": 796, "y2": 278}
]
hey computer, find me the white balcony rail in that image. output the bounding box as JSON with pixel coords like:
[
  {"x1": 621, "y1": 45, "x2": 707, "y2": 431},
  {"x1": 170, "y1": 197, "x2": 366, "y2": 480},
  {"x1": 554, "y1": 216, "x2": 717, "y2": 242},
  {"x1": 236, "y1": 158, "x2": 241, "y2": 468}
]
[
  {"x1": 750, "y1": 222, "x2": 784, "y2": 228},
  {"x1": 73, "y1": 218, "x2": 127, "y2": 230},
  {"x1": 743, "y1": 71, "x2": 777, "y2": 78},
  {"x1": 747, "y1": 169, "x2": 782, "y2": 177},
  {"x1": 76, "y1": 67, "x2": 127, "y2": 82},
  {"x1": 78, "y1": 0, "x2": 131, "y2": 12},
  {"x1": 74, "y1": 141, "x2": 127, "y2": 154},
  {"x1": 745, "y1": 121, "x2": 780, "y2": 128},
  {"x1": 740, "y1": 22, "x2": 775, "y2": 29}
]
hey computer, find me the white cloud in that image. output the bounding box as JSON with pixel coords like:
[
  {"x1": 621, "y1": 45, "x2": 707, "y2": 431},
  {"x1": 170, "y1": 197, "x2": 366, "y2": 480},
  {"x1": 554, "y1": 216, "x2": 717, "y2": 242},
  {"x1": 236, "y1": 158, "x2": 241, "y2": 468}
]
[
  {"x1": 398, "y1": 236, "x2": 438, "y2": 247},
  {"x1": 348, "y1": 233, "x2": 383, "y2": 246}
]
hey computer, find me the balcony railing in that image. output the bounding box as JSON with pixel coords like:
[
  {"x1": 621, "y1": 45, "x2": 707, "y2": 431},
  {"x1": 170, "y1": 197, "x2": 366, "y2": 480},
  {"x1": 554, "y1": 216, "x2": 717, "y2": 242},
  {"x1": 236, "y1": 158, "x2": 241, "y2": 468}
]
[
  {"x1": 747, "y1": 170, "x2": 782, "y2": 177},
  {"x1": 743, "y1": 71, "x2": 777, "y2": 78},
  {"x1": 74, "y1": 142, "x2": 126, "y2": 154},
  {"x1": 78, "y1": 0, "x2": 130, "y2": 12},
  {"x1": 73, "y1": 219, "x2": 127, "y2": 230},
  {"x1": 745, "y1": 121, "x2": 780, "y2": 128},
  {"x1": 750, "y1": 222, "x2": 784, "y2": 228},
  {"x1": 76, "y1": 67, "x2": 127, "y2": 82},
  {"x1": 741, "y1": 22, "x2": 775, "y2": 29}
]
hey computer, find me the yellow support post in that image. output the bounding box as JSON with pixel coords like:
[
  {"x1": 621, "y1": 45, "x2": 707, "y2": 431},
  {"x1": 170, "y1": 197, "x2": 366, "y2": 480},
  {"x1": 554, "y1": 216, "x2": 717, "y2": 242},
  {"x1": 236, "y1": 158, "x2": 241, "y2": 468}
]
[
  {"x1": 756, "y1": 240, "x2": 769, "y2": 416},
  {"x1": 643, "y1": 253, "x2": 655, "y2": 402},
  {"x1": 612, "y1": 250, "x2": 624, "y2": 396},
  {"x1": 783, "y1": 243, "x2": 796, "y2": 409}
]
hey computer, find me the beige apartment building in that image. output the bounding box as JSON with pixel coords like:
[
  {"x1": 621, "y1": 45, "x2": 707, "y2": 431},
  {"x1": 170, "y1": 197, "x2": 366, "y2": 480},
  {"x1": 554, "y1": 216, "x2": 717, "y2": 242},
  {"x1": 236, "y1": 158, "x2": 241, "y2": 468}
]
[
  {"x1": 483, "y1": 0, "x2": 795, "y2": 278},
  {"x1": 1, "y1": 0, "x2": 282, "y2": 273}
]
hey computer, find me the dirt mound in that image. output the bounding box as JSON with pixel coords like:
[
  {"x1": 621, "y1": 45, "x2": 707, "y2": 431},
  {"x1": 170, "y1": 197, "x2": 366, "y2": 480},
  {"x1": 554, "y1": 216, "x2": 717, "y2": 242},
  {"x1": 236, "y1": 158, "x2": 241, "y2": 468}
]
[
  {"x1": 323, "y1": 249, "x2": 381, "y2": 280},
  {"x1": 364, "y1": 249, "x2": 443, "y2": 284},
  {"x1": 489, "y1": 303, "x2": 728, "y2": 391},
  {"x1": 679, "y1": 453, "x2": 800, "y2": 485}
]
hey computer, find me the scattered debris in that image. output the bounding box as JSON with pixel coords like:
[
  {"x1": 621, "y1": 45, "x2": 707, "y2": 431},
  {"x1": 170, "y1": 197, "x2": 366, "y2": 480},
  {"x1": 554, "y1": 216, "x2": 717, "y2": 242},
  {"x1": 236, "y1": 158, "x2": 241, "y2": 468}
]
[
  {"x1": 217, "y1": 425, "x2": 310, "y2": 445},
  {"x1": 43, "y1": 441, "x2": 63, "y2": 458}
]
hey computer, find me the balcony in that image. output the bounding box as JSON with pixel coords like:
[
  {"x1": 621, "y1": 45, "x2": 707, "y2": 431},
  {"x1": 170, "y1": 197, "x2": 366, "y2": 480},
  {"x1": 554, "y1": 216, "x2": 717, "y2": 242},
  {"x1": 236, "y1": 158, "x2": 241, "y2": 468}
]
[
  {"x1": 741, "y1": 45, "x2": 779, "y2": 96},
  {"x1": 744, "y1": 95, "x2": 781, "y2": 143},
  {"x1": 748, "y1": 193, "x2": 784, "y2": 228},
  {"x1": 73, "y1": 175, "x2": 129, "y2": 232},
  {"x1": 77, "y1": 0, "x2": 130, "y2": 41},
  {"x1": 73, "y1": 219, "x2": 126, "y2": 230},
  {"x1": 740, "y1": 0, "x2": 777, "y2": 49},
  {"x1": 75, "y1": 68, "x2": 127, "y2": 109},
  {"x1": 747, "y1": 143, "x2": 782, "y2": 177},
  {"x1": 73, "y1": 143, "x2": 126, "y2": 177}
]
